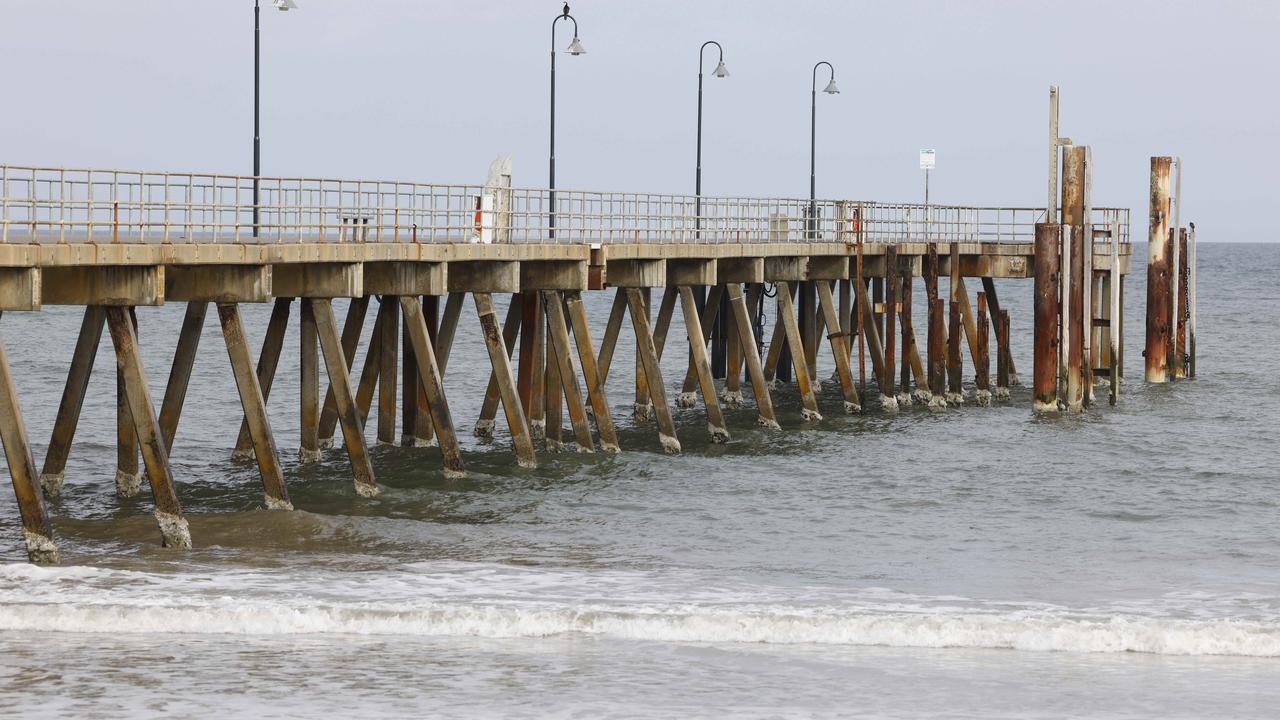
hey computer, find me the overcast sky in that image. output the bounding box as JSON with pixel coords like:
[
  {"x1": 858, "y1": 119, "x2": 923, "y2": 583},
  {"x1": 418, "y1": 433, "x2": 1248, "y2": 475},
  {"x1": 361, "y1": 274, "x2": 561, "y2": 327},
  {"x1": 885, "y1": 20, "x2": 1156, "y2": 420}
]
[{"x1": 2, "y1": 1, "x2": 1275, "y2": 241}]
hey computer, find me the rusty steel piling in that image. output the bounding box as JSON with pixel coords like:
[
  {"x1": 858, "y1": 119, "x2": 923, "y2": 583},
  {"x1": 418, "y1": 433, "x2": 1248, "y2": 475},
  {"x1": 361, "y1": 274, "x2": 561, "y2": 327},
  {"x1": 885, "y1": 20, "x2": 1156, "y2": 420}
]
[{"x1": 1033, "y1": 223, "x2": 1061, "y2": 411}]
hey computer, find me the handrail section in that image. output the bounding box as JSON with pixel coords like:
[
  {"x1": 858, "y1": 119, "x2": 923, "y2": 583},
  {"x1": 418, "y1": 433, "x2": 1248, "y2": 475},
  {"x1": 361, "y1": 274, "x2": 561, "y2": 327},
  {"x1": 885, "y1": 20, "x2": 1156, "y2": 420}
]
[{"x1": 0, "y1": 164, "x2": 1130, "y2": 246}]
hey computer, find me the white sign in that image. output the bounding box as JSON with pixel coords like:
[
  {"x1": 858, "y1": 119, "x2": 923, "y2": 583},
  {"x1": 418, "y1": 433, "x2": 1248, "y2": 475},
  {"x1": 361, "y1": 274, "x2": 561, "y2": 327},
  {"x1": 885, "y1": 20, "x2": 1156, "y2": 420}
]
[{"x1": 919, "y1": 148, "x2": 936, "y2": 171}]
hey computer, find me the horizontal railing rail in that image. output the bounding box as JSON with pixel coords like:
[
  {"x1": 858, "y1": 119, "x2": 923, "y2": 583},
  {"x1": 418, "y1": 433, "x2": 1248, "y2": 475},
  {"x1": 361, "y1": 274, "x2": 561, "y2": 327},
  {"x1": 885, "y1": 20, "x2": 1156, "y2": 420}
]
[{"x1": 0, "y1": 164, "x2": 1129, "y2": 246}]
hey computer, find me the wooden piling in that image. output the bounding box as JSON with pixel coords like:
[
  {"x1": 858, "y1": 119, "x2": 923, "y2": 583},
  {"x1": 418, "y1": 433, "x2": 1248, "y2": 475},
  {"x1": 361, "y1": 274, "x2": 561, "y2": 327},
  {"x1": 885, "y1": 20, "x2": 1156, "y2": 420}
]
[
  {"x1": 563, "y1": 291, "x2": 620, "y2": 452},
  {"x1": 975, "y1": 293, "x2": 991, "y2": 406},
  {"x1": 311, "y1": 299, "x2": 379, "y2": 496},
  {"x1": 115, "y1": 308, "x2": 140, "y2": 497},
  {"x1": 354, "y1": 309, "x2": 385, "y2": 427},
  {"x1": 882, "y1": 246, "x2": 899, "y2": 410},
  {"x1": 39, "y1": 305, "x2": 105, "y2": 498},
  {"x1": 401, "y1": 302, "x2": 425, "y2": 447},
  {"x1": 544, "y1": 322, "x2": 564, "y2": 451},
  {"x1": 980, "y1": 277, "x2": 1018, "y2": 385},
  {"x1": 799, "y1": 281, "x2": 819, "y2": 382},
  {"x1": 105, "y1": 306, "x2": 191, "y2": 548},
  {"x1": 217, "y1": 303, "x2": 292, "y2": 509},
  {"x1": 319, "y1": 296, "x2": 370, "y2": 448},
  {"x1": 376, "y1": 297, "x2": 399, "y2": 446},
  {"x1": 299, "y1": 299, "x2": 321, "y2": 462},
  {"x1": 724, "y1": 282, "x2": 779, "y2": 429},
  {"x1": 633, "y1": 288, "x2": 654, "y2": 421},
  {"x1": 157, "y1": 301, "x2": 208, "y2": 456},
  {"x1": 544, "y1": 291, "x2": 595, "y2": 453},
  {"x1": 996, "y1": 310, "x2": 1011, "y2": 401},
  {"x1": 436, "y1": 292, "x2": 464, "y2": 375},
  {"x1": 517, "y1": 290, "x2": 544, "y2": 436},
  {"x1": 947, "y1": 297, "x2": 963, "y2": 405},
  {"x1": 0, "y1": 331, "x2": 58, "y2": 563},
  {"x1": 237, "y1": 298, "x2": 291, "y2": 458},
  {"x1": 902, "y1": 268, "x2": 928, "y2": 404},
  {"x1": 775, "y1": 281, "x2": 822, "y2": 422},
  {"x1": 626, "y1": 288, "x2": 680, "y2": 453},
  {"x1": 677, "y1": 286, "x2": 730, "y2": 441},
  {"x1": 815, "y1": 280, "x2": 860, "y2": 414},
  {"x1": 475, "y1": 294, "x2": 523, "y2": 438},
  {"x1": 1033, "y1": 223, "x2": 1060, "y2": 411},
  {"x1": 723, "y1": 285, "x2": 744, "y2": 408},
  {"x1": 855, "y1": 278, "x2": 888, "y2": 408},
  {"x1": 1145, "y1": 156, "x2": 1173, "y2": 383},
  {"x1": 677, "y1": 284, "x2": 722, "y2": 407},
  {"x1": 596, "y1": 287, "x2": 627, "y2": 384},
  {"x1": 399, "y1": 296, "x2": 465, "y2": 477},
  {"x1": 762, "y1": 297, "x2": 786, "y2": 388},
  {"x1": 475, "y1": 292, "x2": 538, "y2": 468}
]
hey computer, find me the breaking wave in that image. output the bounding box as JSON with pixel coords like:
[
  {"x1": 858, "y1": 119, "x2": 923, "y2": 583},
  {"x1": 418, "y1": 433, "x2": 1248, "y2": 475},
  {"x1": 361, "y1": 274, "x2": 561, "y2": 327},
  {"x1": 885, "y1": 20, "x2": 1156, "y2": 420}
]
[{"x1": 2, "y1": 563, "x2": 1277, "y2": 657}]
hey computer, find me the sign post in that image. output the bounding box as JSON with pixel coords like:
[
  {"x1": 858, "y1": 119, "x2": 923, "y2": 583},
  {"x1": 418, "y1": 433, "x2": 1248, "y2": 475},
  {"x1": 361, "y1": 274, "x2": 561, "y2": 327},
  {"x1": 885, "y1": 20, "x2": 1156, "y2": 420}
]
[{"x1": 919, "y1": 149, "x2": 935, "y2": 241}]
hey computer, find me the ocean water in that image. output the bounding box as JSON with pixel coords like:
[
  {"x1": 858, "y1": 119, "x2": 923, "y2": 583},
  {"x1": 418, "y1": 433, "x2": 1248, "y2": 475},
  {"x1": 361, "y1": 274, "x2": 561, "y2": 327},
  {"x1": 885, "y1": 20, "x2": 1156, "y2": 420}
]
[{"x1": 0, "y1": 242, "x2": 1276, "y2": 718}]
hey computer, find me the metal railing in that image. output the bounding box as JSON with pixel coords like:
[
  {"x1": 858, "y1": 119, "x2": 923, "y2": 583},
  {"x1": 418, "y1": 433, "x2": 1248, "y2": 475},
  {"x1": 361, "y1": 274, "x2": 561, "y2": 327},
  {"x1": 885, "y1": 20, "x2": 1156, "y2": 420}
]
[{"x1": 0, "y1": 164, "x2": 1129, "y2": 246}]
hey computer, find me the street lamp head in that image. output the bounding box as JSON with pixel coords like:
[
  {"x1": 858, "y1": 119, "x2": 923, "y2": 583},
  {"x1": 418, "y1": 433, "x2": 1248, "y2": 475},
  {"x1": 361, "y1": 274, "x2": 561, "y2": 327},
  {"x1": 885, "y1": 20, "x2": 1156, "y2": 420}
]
[
  {"x1": 566, "y1": 36, "x2": 586, "y2": 55},
  {"x1": 713, "y1": 60, "x2": 730, "y2": 78},
  {"x1": 823, "y1": 77, "x2": 840, "y2": 94},
  {"x1": 274, "y1": 0, "x2": 297, "y2": 10}
]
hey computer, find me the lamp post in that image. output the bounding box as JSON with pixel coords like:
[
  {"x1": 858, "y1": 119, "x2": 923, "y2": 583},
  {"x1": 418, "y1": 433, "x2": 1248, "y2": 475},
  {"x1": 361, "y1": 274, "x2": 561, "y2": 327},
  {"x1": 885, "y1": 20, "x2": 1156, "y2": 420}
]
[
  {"x1": 809, "y1": 60, "x2": 839, "y2": 236},
  {"x1": 253, "y1": 0, "x2": 297, "y2": 238},
  {"x1": 784, "y1": 60, "x2": 839, "y2": 384},
  {"x1": 695, "y1": 41, "x2": 729, "y2": 232},
  {"x1": 549, "y1": 2, "x2": 585, "y2": 240},
  {"x1": 696, "y1": 41, "x2": 730, "y2": 375}
]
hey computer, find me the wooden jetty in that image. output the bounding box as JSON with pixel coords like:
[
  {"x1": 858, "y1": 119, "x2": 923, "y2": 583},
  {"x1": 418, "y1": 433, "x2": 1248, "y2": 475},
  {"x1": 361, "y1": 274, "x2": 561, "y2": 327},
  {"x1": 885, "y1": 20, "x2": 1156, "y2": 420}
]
[{"x1": 0, "y1": 136, "x2": 1196, "y2": 563}]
